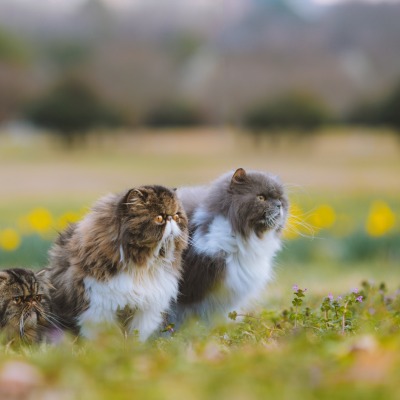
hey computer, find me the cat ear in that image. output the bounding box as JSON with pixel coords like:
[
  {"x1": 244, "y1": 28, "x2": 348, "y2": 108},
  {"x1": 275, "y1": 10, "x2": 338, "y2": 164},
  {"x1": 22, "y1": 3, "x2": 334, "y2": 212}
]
[
  {"x1": 119, "y1": 188, "x2": 149, "y2": 214},
  {"x1": 35, "y1": 269, "x2": 55, "y2": 289},
  {"x1": 127, "y1": 188, "x2": 149, "y2": 203},
  {"x1": 231, "y1": 168, "x2": 247, "y2": 184}
]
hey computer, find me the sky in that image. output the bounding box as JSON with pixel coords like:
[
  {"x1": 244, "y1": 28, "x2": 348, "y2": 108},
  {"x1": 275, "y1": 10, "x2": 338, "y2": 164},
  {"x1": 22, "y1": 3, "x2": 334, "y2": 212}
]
[
  {"x1": 3, "y1": 0, "x2": 400, "y2": 15},
  {"x1": 313, "y1": 0, "x2": 399, "y2": 3}
]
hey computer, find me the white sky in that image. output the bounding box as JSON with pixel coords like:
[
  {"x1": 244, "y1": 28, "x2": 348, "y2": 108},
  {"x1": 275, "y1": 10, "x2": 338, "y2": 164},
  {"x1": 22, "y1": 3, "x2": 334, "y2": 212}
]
[
  {"x1": 313, "y1": 0, "x2": 399, "y2": 3},
  {"x1": 5, "y1": 0, "x2": 400, "y2": 14}
]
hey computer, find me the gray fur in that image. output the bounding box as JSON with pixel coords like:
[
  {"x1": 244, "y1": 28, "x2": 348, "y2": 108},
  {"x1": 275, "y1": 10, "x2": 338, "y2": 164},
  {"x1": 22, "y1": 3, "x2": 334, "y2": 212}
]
[{"x1": 171, "y1": 168, "x2": 288, "y2": 327}]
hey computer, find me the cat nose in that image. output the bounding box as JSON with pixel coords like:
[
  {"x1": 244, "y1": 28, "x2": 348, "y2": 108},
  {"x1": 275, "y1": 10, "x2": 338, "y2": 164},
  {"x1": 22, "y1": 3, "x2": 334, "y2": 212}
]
[{"x1": 167, "y1": 215, "x2": 172, "y2": 221}]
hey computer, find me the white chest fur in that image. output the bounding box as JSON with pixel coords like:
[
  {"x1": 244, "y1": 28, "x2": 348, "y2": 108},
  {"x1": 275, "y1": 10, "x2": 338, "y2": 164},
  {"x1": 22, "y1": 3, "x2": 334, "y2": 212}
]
[
  {"x1": 79, "y1": 258, "x2": 179, "y2": 341},
  {"x1": 179, "y1": 209, "x2": 281, "y2": 322},
  {"x1": 79, "y1": 219, "x2": 182, "y2": 340}
]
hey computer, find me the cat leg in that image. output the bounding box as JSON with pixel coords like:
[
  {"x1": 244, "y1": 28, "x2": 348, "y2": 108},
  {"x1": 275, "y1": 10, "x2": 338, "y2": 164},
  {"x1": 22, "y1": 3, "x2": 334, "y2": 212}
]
[{"x1": 127, "y1": 308, "x2": 163, "y2": 341}]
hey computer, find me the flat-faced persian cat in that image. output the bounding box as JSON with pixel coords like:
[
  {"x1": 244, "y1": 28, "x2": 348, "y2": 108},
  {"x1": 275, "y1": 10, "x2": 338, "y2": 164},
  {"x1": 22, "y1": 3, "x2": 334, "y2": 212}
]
[
  {"x1": 170, "y1": 168, "x2": 288, "y2": 326},
  {"x1": 0, "y1": 268, "x2": 53, "y2": 343},
  {"x1": 48, "y1": 186, "x2": 188, "y2": 341}
]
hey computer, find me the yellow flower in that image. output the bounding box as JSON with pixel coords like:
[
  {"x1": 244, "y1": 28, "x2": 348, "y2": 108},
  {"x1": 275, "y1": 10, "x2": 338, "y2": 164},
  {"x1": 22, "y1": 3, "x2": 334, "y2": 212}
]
[
  {"x1": 366, "y1": 201, "x2": 396, "y2": 237},
  {"x1": 0, "y1": 228, "x2": 21, "y2": 252},
  {"x1": 57, "y1": 211, "x2": 81, "y2": 231},
  {"x1": 309, "y1": 204, "x2": 336, "y2": 230},
  {"x1": 283, "y1": 203, "x2": 313, "y2": 239},
  {"x1": 26, "y1": 208, "x2": 54, "y2": 235}
]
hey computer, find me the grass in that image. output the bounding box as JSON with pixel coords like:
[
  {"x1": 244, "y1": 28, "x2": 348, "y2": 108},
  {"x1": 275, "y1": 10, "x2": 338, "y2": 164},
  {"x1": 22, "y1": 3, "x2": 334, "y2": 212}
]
[
  {"x1": 1, "y1": 276, "x2": 399, "y2": 400},
  {"x1": 0, "y1": 127, "x2": 399, "y2": 399}
]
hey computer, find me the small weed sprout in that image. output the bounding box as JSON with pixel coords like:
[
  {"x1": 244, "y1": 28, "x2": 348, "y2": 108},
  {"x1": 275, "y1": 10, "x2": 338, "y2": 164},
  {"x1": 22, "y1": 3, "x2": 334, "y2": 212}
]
[
  {"x1": 289, "y1": 285, "x2": 365, "y2": 334},
  {"x1": 223, "y1": 280, "x2": 399, "y2": 346},
  {"x1": 292, "y1": 284, "x2": 307, "y2": 328}
]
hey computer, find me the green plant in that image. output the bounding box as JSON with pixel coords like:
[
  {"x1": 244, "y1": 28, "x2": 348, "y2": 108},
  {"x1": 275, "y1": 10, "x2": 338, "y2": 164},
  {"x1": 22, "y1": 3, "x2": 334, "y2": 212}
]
[{"x1": 1, "y1": 280, "x2": 400, "y2": 399}]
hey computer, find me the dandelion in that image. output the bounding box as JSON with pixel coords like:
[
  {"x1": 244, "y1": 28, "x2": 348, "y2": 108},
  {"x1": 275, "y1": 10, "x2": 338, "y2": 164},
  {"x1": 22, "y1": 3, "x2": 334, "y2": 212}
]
[
  {"x1": 0, "y1": 228, "x2": 21, "y2": 251},
  {"x1": 309, "y1": 204, "x2": 336, "y2": 230},
  {"x1": 57, "y1": 211, "x2": 81, "y2": 231},
  {"x1": 366, "y1": 200, "x2": 396, "y2": 237},
  {"x1": 26, "y1": 208, "x2": 54, "y2": 236},
  {"x1": 283, "y1": 203, "x2": 310, "y2": 239}
]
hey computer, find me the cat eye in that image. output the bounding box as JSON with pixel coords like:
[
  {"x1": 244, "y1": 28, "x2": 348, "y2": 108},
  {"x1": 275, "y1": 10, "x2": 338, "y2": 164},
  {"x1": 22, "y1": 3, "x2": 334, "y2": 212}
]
[
  {"x1": 257, "y1": 195, "x2": 266, "y2": 201},
  {"x1": 13, "y1": 296, "x2": 22, "y2": 305},
  {"x1": 34, "y1": 295, "x2": 42, "y2": 302},
  {"x1": 173, "y1": 214, "x2": 180, "y2": 222},
  {"x1": 155, "y1": 215, "x2": 164, "y2": 224}
]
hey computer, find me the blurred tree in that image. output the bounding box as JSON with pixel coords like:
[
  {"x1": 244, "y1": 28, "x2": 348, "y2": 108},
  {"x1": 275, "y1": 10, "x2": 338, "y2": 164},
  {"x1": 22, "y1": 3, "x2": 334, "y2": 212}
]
[
  {"x1": 45, "y1": 41, "x2": 90, "y2": 70},
  {"x1": 243, "y1": 92, "x2": 330, "y2": 138},
  {"x1": 25, "y1": 76, "x2": 124, "y2": 147},
  {"x1": 348, "y1": 80, "x2": 400, "y2": 134},
  {"x1": 346, "y1": 101, "x2": 381, "y2": 128},
  {"x1": 144, "y1": 100, "x2": 204, "y2": 128},
  {"x1": 0, "y1": 28, "x2": 30, "y2": 124},
  {"x1": 0, "y1": 29, "x2": 29, "y2": 64},
  {"x1": 167, "y1": 34, "x2": 203, "y2": 64},
  {"x1": 378, "y1": 82, "x2": 400, "y2": 133}
]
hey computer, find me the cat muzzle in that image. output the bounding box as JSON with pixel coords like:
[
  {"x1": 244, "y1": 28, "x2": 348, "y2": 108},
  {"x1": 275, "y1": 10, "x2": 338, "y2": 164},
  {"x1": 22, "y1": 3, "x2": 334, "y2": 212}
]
[{"x1": 263, "y1": 209, "x2": 282, "y2": 229}]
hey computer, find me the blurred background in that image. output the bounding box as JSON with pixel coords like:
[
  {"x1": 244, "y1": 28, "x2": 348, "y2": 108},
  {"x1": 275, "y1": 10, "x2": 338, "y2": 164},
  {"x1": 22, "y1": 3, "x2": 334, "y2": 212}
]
[{"x1": 0, "y1": 0, "x2": 399, "y2": 296}]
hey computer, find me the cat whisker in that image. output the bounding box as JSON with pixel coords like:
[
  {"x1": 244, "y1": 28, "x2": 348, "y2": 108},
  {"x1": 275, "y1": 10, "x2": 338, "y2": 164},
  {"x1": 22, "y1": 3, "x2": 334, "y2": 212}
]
[
  {"x1": 39, "y1": 313, "x2": 65, "y2": 332},
  {"x1": 176, "y1": 234, "x2": 191, "y2": 247},
  {"x1": 19, "y1": 314, "x2": 25, "y2": 338},
  {"x1": 283, "y1": 183, "x2": 307, "y2": 193},
  {"x1": 286, "y1": 217, "x2": 316, "y2": 234},
  {"x1": 287, "y1": 214, "x2": 318, "y2": 233},
  {"x1": 36, "y1": 307, "x2": 67, "y2": 329},
  {"x1": 283, "y1": 224, "x2": 317, "y2": 239}
]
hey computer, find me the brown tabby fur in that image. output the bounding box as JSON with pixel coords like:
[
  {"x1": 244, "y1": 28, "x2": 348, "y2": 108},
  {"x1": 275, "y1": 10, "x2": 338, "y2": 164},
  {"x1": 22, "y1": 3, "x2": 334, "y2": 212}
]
[
  {"x1": 0, "y1": 268, "x2": 53, "y2": 343},
  {"x1": 48, "y1": 185, "x2": 188, "y2": 335}
]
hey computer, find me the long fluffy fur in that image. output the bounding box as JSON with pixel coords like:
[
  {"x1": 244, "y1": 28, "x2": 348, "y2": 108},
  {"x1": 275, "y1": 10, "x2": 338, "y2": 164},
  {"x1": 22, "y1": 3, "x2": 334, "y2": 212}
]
[
  {"x1": 48, "y1": 185, "x2": 188, "y2": 340},
  {"x1": 169, "y1": 168, "x2": 288, "y2": 326},
  {"x1": 0, "y1": 268, "x2": 53, "y2": 343}
]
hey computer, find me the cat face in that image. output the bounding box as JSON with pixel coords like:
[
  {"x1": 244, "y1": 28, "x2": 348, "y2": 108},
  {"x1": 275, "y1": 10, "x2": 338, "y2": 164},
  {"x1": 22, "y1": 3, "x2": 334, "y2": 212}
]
[
  {"x1": 226, "y1": 168, "x2": 288, "y2": 238},
  {"x1": 119, "y1": 185, "x2": 188, "y2": 258},
  {"x1": 0, "y1": 269, "x2": 52, "y2": 342}
]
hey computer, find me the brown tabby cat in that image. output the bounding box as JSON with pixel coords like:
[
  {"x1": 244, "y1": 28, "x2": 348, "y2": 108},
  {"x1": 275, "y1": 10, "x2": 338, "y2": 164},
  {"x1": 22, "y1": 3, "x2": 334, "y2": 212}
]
[
  {"x1": 48, "y1": 185, "x2": 188, "y2": 341},
  {"x1": 0, "y1": 268, "x2": 53, "y2": 343}
]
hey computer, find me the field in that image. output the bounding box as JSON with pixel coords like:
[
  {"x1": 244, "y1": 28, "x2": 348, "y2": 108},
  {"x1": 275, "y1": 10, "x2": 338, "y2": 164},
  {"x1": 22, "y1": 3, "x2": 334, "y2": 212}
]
[{"x1": 0, "y1": 127, "x2": 399, "y2": 399}]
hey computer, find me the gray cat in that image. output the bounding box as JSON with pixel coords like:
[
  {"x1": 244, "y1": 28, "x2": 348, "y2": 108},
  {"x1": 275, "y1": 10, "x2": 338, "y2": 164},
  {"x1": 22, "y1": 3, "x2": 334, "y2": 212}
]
[{"x1": 170, "y1": 168, "x2": 289, "y2": 327}]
